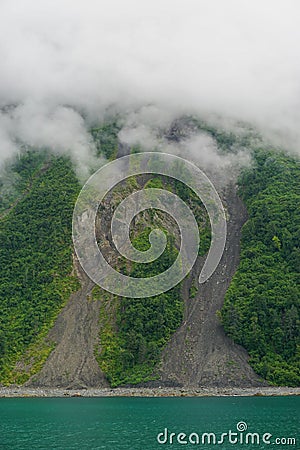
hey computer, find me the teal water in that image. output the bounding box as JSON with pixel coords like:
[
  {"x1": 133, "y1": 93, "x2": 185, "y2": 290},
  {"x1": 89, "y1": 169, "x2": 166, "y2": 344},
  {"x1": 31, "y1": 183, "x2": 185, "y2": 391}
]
[{"x1": 0, "y1": 396, "x2": 298, "y2": 449}]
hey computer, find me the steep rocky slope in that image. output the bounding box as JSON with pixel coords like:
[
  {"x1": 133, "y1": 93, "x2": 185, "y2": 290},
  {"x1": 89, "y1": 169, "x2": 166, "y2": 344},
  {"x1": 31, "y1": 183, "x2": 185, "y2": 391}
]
[
  {"x1": 157, "y1": 184, "x2": 264, "y2": 387},
  {"x1": 27, "y1": 263, "x2": 108, "y2": 388},
  {"x1": 27, "y1": 183, "x2": 263, "y2": 388},
  {"x1": 25, "y1": 122, "x2": 266, "y2": 388}
]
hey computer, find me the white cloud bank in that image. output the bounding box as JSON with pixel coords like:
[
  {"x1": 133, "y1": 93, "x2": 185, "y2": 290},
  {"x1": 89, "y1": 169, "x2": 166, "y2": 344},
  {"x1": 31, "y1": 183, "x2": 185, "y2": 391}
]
[{"x1": 0, "y1": 0, "x2": 299, "y2": 172}]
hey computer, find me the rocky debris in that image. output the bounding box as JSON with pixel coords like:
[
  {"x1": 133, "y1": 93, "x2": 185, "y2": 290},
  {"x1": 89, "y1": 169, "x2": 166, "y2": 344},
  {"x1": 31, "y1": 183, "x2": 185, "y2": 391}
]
[
  {"x1": 0, "y1": 386, "x2": 299, "y2": 398},
  {"x1": 25, "y1": 263, "x2": 109, "y2": 389},
  {"x1": 156, "y1": 183, "x2": 265, "y2": 388}
]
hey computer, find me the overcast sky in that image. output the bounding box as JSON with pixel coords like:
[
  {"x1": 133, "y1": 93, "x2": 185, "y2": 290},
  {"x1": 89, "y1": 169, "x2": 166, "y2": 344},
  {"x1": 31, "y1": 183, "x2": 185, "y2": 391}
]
[{"x1": 0, "y1": 0, "x2": 299, "y2": 171}]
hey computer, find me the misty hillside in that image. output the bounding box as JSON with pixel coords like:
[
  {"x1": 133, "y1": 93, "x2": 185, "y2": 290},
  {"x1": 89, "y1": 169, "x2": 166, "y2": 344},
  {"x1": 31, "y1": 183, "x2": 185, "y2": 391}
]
[{"x1": 0, "y1": 119, "x2": 299, "y2": 388}]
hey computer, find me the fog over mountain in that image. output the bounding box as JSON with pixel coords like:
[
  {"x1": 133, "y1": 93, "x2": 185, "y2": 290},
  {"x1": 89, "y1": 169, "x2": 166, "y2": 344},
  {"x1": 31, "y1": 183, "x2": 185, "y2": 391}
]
[{"x1": 0, "y1": 0, "x2": 299, "y2": 175}]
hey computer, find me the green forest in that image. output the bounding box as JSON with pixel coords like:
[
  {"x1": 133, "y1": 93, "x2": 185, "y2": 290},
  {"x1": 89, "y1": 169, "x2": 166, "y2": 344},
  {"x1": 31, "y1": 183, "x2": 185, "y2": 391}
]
[
  {"x1": 221, "y1": 150, "x2": 300, "y2": 386},
  {"x1": 0, "y1": 152, "x2": 80, "y2": 384}
]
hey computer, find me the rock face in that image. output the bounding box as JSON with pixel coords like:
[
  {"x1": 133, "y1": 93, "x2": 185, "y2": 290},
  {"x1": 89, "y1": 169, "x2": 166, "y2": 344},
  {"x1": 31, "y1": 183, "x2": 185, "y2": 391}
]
[
  {"x1": 156, "y1": 184, "x2": 264, "y2": 387},
  {"x1": 26, "y1": 265, "x2": 109, "y2": 389}
]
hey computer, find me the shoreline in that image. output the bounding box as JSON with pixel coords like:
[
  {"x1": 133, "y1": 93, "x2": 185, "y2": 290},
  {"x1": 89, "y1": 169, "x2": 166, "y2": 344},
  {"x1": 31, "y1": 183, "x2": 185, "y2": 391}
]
[{"x1": 0, "y1": 386, "x2": 299, "y2": 398}]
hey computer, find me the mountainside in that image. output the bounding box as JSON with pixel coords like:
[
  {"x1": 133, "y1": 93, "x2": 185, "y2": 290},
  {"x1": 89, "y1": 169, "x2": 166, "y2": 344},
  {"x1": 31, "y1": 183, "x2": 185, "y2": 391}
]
[
  {"x1": 221, "y1": 151, "x2": 300, "y2": 386},
  {"x1": 0, "y1": 153, "x2": 80, "y2": 385},
  {"x1": 0, "y1": 119, "x2": 299, "y2": 388},
  {"x1": 157, "y1": 183, "x2": 262, "y2": 387}
]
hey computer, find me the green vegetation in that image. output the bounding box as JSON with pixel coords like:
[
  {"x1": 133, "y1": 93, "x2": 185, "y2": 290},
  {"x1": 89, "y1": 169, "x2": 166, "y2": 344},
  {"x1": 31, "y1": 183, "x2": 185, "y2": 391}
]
[
  {"x1": 90, "y1": 119, "x2": 121, "y2": 160},
  {"x1": 0, "y1": 152, "x2": 80, "y2": 384},
  {"x1": 0, "y1": 150, "x2": 49, "y2": 214},
  {"x1": 221, "y1": 150, "x2": 300, "y2": 386},
  {"x1": 145, "y1": 176, "x2": 211, "y2": 256},
  {"x1": 95, "y1": 223, "x2": 183, "y2": 387},
  {"x1": 189, "y1": 281, "x2": 198, "y2": 299}
]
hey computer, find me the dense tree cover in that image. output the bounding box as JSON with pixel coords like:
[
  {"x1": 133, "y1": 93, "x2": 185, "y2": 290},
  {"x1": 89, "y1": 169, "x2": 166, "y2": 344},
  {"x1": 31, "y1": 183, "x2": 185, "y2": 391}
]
[
  {"x1": 0, "y1": 152, "x2": 80, "y2": 384},
  {"x1": 0, "y1": 150, "x2": 49, "y2": 214},
  {"x1": 221, "y1": 150, "x2": 300, "y2": 386},
  {"x1": 90, "y1": 120, "x2": 121, "y2": 160}
]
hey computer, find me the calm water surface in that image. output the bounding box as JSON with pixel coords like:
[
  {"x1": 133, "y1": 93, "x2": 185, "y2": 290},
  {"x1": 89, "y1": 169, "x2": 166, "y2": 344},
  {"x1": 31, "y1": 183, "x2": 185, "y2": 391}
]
[{"x1": 0, "y1": 396, "x2": 298, "y2": 449}]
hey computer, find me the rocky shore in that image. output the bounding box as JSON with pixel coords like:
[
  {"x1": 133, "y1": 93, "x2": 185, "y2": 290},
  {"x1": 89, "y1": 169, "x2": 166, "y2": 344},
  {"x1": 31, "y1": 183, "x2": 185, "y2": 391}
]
[{"x1": 0, "y1": 386, "x2": 299, "y2": 398}]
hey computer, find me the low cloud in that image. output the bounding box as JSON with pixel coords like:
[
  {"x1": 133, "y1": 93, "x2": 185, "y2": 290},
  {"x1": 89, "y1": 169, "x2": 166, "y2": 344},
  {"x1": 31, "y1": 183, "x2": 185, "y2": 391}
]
[{"x1": 0, "y1": 0, "x2": 299, "y2": 173}]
